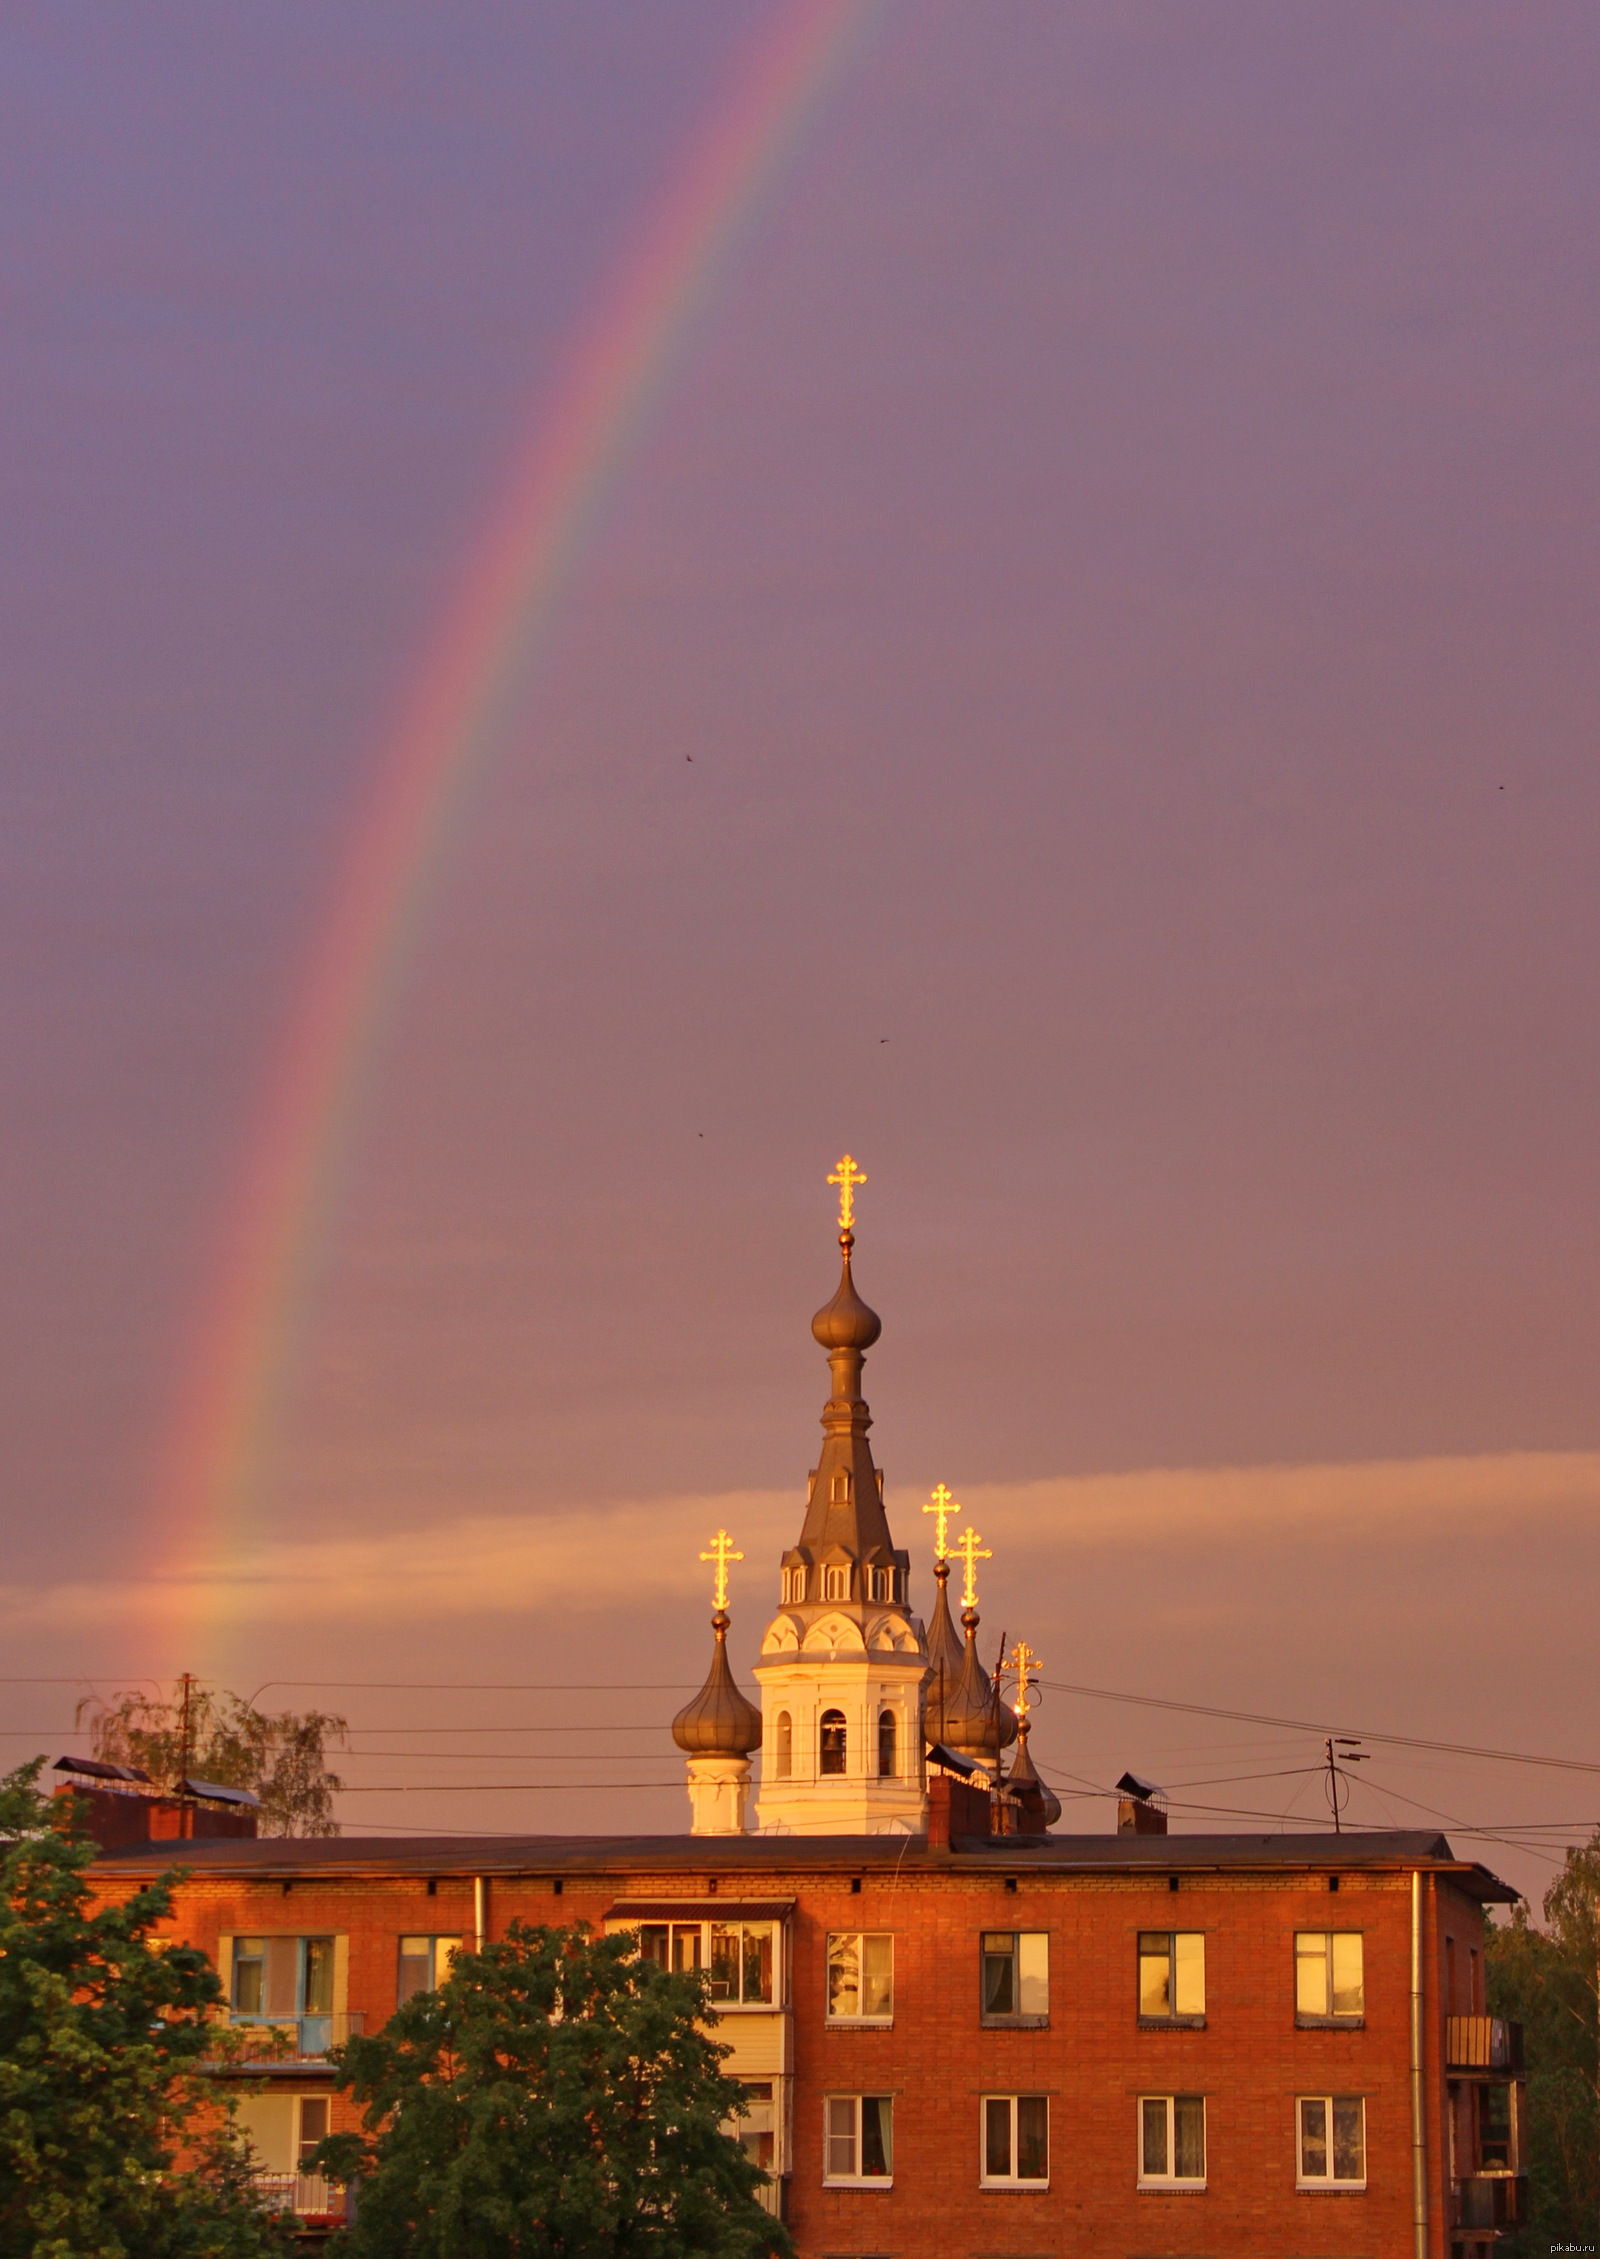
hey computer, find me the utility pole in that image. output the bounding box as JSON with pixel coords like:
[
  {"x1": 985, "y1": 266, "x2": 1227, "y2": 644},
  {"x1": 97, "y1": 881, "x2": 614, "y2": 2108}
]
[
  {"x1": 1324, "y1": 1736, "x2": 1368, "y2": 1833},
  {"x1": 177, "y1": 1673, "x2": 194, "y2": 1841}
]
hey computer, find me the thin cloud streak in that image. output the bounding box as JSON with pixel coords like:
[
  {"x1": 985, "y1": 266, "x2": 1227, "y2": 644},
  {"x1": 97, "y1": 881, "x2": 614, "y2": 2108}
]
[{"x1": 14, "y1": 1451, "x2": 1596, "y2": 1632}]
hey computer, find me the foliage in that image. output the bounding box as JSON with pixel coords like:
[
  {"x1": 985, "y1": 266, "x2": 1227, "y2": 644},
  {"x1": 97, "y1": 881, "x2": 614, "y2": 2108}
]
[
  {"x1": 0, "y1": 1758, "x2": 291, "y2": 2259},
  {"x1": 315, "y1": 1920, "x2": 790, "y2": 2259},
  {"x1": 78, "y1": 1683, "x2": 347, "y2": 1837},
  {"x1": 1486, "y1": 1832, "x2": 1600, "y2": 2253}
]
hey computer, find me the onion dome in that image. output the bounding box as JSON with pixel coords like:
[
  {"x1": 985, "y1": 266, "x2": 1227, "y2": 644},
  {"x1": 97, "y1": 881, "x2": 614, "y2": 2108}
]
[
  {"x1": 940, "y1": 1607, "x2": 1020, "y2": 1763},
  {"x1": 811, "y1": 1230, "x2": 882, "y2": 1354},
  {"x1": 672, "y1": 1612, "x2": 762, "y2": 1758},
  {"x1": 1008, "y1": 1718, "x2": 1062, "y2": 1828},
  {"x1": 922, "y1": 1558, "x2": 966, "y2": 1746}
]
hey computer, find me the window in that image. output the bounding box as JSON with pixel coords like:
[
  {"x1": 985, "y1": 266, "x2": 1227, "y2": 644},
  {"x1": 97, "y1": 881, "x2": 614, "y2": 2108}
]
[
  {"x1": 823, "y1": 1565, "x2": 850, "y2": 1602},
  {"x1": 820, "y1": 1709, "x2": 848, "y2": 1774},
  {"x1": 231, "y1": 1936, "x2": 334, "y2": 2021},
  {"x1": 775, "y1": 1711, "x2": 793, "y2": 1778},
  {"x1": 781, "y1": 1566, "x2": 805, "y2": 1604},
  {"x1": 830, "y1": 1470, "x2": 853, "y2": 1504},
  {"x1": 828, "y1": 1932, "x2": 893, "y2": 2022},
  {"x1": 981, "y1": 2095, "x2": 1049, "y2": 2186},
  {"x1": 638, "y1": 1921, "x2": 775, "y2": 2004},
  {"x1": 1138, "y1": 1931, "x2": 1205, "y2": 2023},
  {"x1": 868, "y1": 1565, "x2": 894, "y2": 1602},
  {"x1": 982, "y1": 1932, "x2": 1049, "y2": 2025},
  {"x1": 1297, "y1": 2095, "x2": 1366, "y2": 2187},
  {"x1": 398, "y1": 1935, "x2": 462, "y2": 2005},
  {"x1": 824, "y1": 2094, "x2": 893, "y2": 2183},
  {"x1": 734, "y1": 2080, "x2": 776, "y2": 2177},
  {"x1": 877, "y1": 1709, "x2": 897, "y2": 1779},
  {"x1": 297, "y1": 2097, "x2": 329, "y2": 2172},
  {"x1": 1139, "y1": 2095, "x2": 1206, "y2": 2187},
  {"x1": 1478, "y1": 2082, "x2": 1514, "y2": 2173},
  {"x1": 1296, "y1": 1932, "x2": 1364, "y2": 2024}
]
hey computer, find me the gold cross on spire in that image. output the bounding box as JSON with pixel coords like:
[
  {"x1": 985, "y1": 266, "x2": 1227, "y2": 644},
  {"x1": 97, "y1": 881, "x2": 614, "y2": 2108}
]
[
  {"x1": 952, "y1": 1524, "x2": 992, "y2": 1608},
  {"x1": 1008, "y1": 1638, "x2": 1042, "y2": 1719},
  {"x1": 826, "y1": 1153, "x2": 867, "y2": 1231},
  {"x1": 699, "y1": 1529, "x2": 744, "y2": 1610},
  {"x1": 922, "y1": 1482, "x2": 959, "y2": 1559}
]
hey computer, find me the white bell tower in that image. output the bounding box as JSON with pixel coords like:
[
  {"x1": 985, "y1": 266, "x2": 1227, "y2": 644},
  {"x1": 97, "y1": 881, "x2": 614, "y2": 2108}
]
[{"x1": 753, "y1": 1158, "x2": 929, "y2": 1835}]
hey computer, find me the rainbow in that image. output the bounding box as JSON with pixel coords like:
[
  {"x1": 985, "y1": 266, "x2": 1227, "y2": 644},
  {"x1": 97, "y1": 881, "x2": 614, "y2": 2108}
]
[{"x1": 154, "y1": 0, "x2": 887, "y2": 1626}]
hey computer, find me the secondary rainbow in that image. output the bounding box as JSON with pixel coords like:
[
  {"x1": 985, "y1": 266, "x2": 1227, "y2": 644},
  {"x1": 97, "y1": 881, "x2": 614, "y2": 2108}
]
[{"x1": 154, "y1": 0, "x2": 887, "y2": 1611}]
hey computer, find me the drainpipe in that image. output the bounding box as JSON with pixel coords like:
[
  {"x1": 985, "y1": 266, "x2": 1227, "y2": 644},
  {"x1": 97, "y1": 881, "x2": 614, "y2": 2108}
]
[
  {"x1": 1411, "y1": 1868, "x2": 1428, "y2": 2259},
  {"x1": 474, "y1": 1875, "x2": 488, "y2": 1952}
]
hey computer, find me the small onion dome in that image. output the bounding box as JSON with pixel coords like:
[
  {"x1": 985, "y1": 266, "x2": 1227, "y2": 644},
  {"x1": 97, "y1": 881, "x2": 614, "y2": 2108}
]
[
  {"x1": 672, "y1": 1611, "x2": 763, "y2": 1758},
  {"x1": 812, "y1": 1231, "x2": 882, "y2": 1353},
  {"x1": 1009, "y1": 1718, "x2": 1062, "y2": 1828},
  {"x1": 922, "y1": 1559, "x2": 966, "y2": 1745},
  {"x1": 940, "y1": 1608, "x2": 1020, "y2": 1760}
]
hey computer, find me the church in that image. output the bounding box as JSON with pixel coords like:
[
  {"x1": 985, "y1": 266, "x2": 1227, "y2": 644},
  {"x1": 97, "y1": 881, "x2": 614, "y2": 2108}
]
[{"x1": 83, "y1": 1162, "x2": 1526, "y2": 2258}]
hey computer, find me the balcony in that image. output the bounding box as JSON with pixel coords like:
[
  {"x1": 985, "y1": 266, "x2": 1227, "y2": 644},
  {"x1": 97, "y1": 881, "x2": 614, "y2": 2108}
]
[
  {"x1": 251, "y1": 2173, "x2": 350, "y2": 2224},
  {"x1": 227, "y1": 2010, "x2": 365, "y2": 2063},
  {"x1": 1445, "y1": 2016, "x2": 1524, "y2": 2074},
  {"x1": 1453, "y1": 2174, "x2": 1529, "y2": 2232}
]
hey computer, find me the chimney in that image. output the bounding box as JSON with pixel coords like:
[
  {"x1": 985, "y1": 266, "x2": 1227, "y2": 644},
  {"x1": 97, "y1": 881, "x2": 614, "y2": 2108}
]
[
  {"x1": 1116, "y1": 1770, "x2": 1167, "y2": 1836},
  {"x1": 926, "y1": 1765, "x2": 993, "y2": 1850}
]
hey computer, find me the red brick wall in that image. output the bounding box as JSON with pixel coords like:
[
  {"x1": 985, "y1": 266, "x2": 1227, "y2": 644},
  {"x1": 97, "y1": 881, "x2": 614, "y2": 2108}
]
[{"x1": 101, "y1": 1856, "x2": 1470, "y2": 2253}]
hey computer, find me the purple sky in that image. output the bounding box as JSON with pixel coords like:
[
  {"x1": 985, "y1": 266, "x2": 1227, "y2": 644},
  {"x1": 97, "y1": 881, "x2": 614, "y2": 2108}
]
[{"x1": 2, "y1": 2, "x2": 1598, "y2": 1898}]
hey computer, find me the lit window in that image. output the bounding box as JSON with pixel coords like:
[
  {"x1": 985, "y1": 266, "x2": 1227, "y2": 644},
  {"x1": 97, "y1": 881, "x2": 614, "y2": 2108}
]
[
  {"x1": 1138, "y1": 1931, "x2": 1205, "y2": 2022},
  {"x1": 1297, "y1": 2095, "x2": 1366, "y2": 2187},
  {"x1": 397, "y1": 1935, "x2": 462, "y2": 2005},
  {"x1": 828, "y1": 1932, "x2": 894, "y2": 2022},
  {"x1": 1296, "y1": 1932, "x2": 1364, "y2": 2023},
  {"x1": 638, "y1": 1922, "x2": 703, "y2": 1974},
  {"x1": 709, "y1": 1922, "x2": 775, "y2": 2005},
  {"x1": 981, "y1": 1931, "x2": 1049, "y2": 2024},
  {"x1": 1139, "y1": 2094, "x2": 1206, "y2": 2187},
  {"x1": 877, "y1": 1709, "x2": 897, "y2": 1778},
  {"x1": 637, "y1": 1921, "x2": 776, "y2": 2005},
  {"x1": 774, "y1": 1711, "x2": 793, "y2": 1779},
  {"x1": 824, "y1": 1565, "x2": 850, "y2": 1602},
  {"x1": 981, "y1": 2094, "x2": 1049, "y2": 2186},
  {"x1": 820, "y1": 1708, "x2": 848, "y2": 1774},
  {"x1": 824, "y1": 2094, "x2": 893, "y2": 2183}
]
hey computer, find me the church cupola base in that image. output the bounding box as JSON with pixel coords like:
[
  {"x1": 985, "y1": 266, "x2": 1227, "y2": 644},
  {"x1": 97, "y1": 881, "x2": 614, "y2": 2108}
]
[
  {"x1": 685, "y1": 1756, "x2": 753, "y2": 1836},
  {"x1": 753, "y1": 1653, "x2": 928, "y2": 1837}
]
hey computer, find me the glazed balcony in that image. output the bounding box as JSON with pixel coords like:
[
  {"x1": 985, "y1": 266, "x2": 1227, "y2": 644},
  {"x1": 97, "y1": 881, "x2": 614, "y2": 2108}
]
[{"x1": 1445, "y1": 2015, "x2": 1523, "y2": 2075}]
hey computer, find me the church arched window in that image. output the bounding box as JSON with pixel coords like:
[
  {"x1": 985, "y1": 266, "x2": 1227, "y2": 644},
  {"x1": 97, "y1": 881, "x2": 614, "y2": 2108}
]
[
  {"x1": 829, "y1": 1469, "x2": 853, "y2": 1504},
  {"x1": 782, "y1": 1566, "x2": 805, "y2": 1605},
  {"x1": 774, "y1": 1711, "x2": 792, "y2": 1779},
  {"x1": 820, "y1": 1709, "x2": 847, "y2": 1776},
  {"x1": 877, "y1": 1708, "x2": 897, "y2": 1779},
  {"x1": 823, "y1": 1565, "x2": 849, "y2": 1602}
]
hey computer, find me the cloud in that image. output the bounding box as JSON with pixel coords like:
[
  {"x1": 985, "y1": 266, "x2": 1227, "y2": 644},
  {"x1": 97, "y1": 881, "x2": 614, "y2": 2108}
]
[{"x1": 4, "y1": 1451, "x2": 1596, "y2": 1632}]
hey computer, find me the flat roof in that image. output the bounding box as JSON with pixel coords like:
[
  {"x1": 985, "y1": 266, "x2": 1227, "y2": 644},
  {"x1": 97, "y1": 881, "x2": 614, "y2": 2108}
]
[{"x1": 90, "y1": 1826, "x2": 1517, "y2": 1901}]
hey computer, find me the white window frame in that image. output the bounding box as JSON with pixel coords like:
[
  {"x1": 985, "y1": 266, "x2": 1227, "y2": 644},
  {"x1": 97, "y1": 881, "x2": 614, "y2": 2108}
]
[
  {"x1": 1297, "y1": 2094, "x2": 1367, "y2": 2189},
  {"x1": 397, "y1": 1933, "x2": 462, "y2": 2004},
  {"x1": 826, "y1": 1931, "x2": 894, "y2": 2025},
  {"x1": 823, "y1": 2093, "x2": 894, "y2": 2186},
  {"x1": 979, "y1": 2093, "x2": 1050, "y2": 2188},
  {"x1": 635, "y1": 1920, "x2": 780, "y2": 2009},
  {"x1": 1137, "y1": 2094, "x2": 1207, "y2": 2189},
  {"x1": 823, "y1": 1564, "x2": 850, "y2": 1601},
  {"x1": 1295, "y1": 1931, "x2": 1365, "y2": 2025},
  {"x1": 781, "y1": 1566, "x2": 805, "y2": 1605},
  {"x1": 981, "y1": 1931, "x2": 1050, "y2": 2026},
  {"x1": 1137, "y1": 1930, "x2": 1206, "y2": 2024}
]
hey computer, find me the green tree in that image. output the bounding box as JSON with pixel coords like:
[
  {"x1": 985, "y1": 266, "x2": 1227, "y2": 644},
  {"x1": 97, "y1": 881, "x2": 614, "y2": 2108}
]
[
  {"x1": 0, "y1": 1759, "x2": 290, "y2": 2259},
  {"x1": 78, "y1": 1683, "x2": 347, "y2": 1837},
  {"x1": 316, "y1": 1921, "x2": 790, "y2": 2259},
  {"x1": 1486, "y1": 1833, "x2": 1600, "y2": 2253}
]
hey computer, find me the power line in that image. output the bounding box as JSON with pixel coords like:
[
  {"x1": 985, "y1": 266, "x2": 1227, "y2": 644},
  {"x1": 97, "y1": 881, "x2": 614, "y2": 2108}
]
[{"x1": 1040, "y1": 1677, "x2": 1600, "y2": 1778}]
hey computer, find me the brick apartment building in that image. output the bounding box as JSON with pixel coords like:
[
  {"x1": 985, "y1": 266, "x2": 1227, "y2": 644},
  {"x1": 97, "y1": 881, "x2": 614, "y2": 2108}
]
[{"x1": 85, "y1": 1185, "x2": 1525, "y2": 2254}]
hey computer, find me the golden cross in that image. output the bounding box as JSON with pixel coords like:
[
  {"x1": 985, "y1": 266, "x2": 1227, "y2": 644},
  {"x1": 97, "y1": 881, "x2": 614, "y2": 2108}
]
[
  {"x1": 698, "y1": 1529, "x2": 744, "y2": 1610},
  {"x1": 921, "y1": 1483, "x2": 959, "y2": 1559},
  {"x1": 826, "y1": 1153, "x2": 867, "y2": 1231},
  {"x1": 952, "y1": 1524, "x2": 992, "y2": 1608},
  {"x1": 1008, "y1": 1638, "x2": 1042, "y2": 1718}
]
